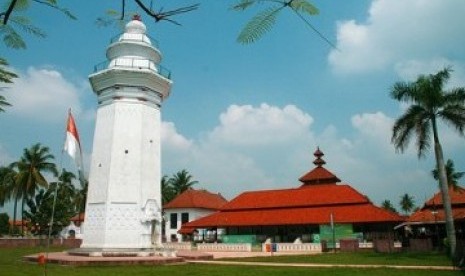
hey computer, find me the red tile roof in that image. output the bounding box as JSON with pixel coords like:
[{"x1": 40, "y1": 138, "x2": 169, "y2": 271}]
[
  {"x1": 299, "y1": 166, "x2": 341, "y2": 185},
  {"x1": 408, "y1": 186, "x2": 465, "y2": 223},
  {"x1": 183, "y1": 147, "x2": 403, "y2": 229},
  {"x1": 9, "y1": 220, "x2": 27, "y2": 227},
  {"x1": 298, "y1": 148, "x2": 341, "y2": 185},
  {"x1": 70, "y1": 213, "x2": 85, "y2": 222},
  {"x1": 221, "y1": 184, "x2": 368, "y2": 210},
  {"x1": 164, "y1": 189, "x2": 228, "y2": 210},
  {"x1": 178, "y1": 226, "x2": 196, "y2": 234},
  {"x1": 408, "y1": 207, "x2": 465, "y2": 223},
  {"x1": 424, "y1": 186, "x2": 465, "y2": 207},
  {"x1": 184, "y1": 203, "x2": 402, "y2": 228}
]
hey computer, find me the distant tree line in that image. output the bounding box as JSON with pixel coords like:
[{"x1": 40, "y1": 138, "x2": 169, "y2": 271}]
[{"x1": 0, "y1": 143, "x2": 86, "y2": 236}]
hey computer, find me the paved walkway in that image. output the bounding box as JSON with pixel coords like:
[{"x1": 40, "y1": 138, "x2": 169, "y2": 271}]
[
  {"x1": 23, "y1": 250, "x2": 462, "y2": 271},
  {"x1": 24, "y1": 252, "x2": 190, "y2": 266}
]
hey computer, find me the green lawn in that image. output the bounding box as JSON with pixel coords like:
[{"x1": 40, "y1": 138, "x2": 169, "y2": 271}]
[
  {"x1": 0, "y1": 246, "x2": 463, "y2": 276},
  {"x1": 226, "y1": 251, "x2": 455, "y2": 266}
]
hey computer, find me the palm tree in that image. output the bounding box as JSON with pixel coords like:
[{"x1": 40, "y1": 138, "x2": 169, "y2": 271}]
[
  {"x1": 399, "y1": 193, "x2": 415, "y2": 215},
  {"x1": 65, "y1": 170, "x2": 88, "y2": 223},
  {"x1": 161, "y1": 175, "x2": 174, "y2": 205},
  {"x1": 432, "y1": 159, "x2": 464, "y2": 191},
  {"x1": 0, "y1": 165, "x2": 19, "y2": 234},
  {"x1": 56, "y1": 169, "x2": 76, "y2": 200},
  {"x1": 390, "y1": 67, "x2": 465, "y2": 259},
  {"x1": 381, "y1": 199, "x2": 397, "y2": 213},
  {"x1": 170, "y1": 169, "x2": 198, "y2": 196},
  {"x1": 10, "y1": 143, "x2": 57, "y2": 235},
  {"x1": 0, "y1": 166, "x2": 14, "y2": 206}
]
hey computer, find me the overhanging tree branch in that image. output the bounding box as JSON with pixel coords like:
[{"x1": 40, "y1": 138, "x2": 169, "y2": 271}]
[
  {"x1": 2, "y1": 0, "x2": 19, "y2": 25},
  {"x1": 133, "y1": 0, "x2": 199, "y2": 25}
]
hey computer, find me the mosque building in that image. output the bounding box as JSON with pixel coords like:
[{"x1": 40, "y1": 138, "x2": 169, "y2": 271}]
[{"x1": 180, "y1": 148, "x2": 404, "y2": 246}]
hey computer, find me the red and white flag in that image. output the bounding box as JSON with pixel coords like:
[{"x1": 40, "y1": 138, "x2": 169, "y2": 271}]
[{"x1": 64, "y1": 110, "x2": 82, "y2": 169}]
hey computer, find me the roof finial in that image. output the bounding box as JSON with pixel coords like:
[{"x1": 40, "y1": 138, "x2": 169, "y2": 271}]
[
  {"x1": 313, "y1": 147, "x2": 326, "y2": 167},
  {"x1": 133, "y1": 14, "x2": 141, "y2": 21}
]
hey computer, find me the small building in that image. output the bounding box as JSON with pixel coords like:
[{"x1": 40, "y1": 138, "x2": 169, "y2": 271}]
[
  {"x1": 60, "y1": 213, "x2": 85, "y2": 239},
  {"x1": 163, "y1": 188, "x2": 228, "y2": 242},
  {"x1": 182, "y1": 148, "x2": 403, "y2": 247},
  {"x1": 398, "y1": 186, "x2": 465, "y2": 248}
]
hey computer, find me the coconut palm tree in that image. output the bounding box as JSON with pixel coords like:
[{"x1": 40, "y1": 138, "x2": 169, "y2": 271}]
[
  {"x1": 169, "y1": 169, "x2": 198, "y2": 196},
  {"x1": 399, "y1": 193, "x2": 415, "y2": 215},
  {"x1": 381, "y1": 199, "x2": 397, "y2": 213},
  {"x1": 432, "y1": 159, "x2": 464, "y2": 191},
  {"x1": 161, "y1": 175, "x2": 174, "y2": 205},
  {"x1": 10, "y1": 143, "x2": 57, "y2": 235},
  {"x1": 0, "y1": 166, "x2": 14, "y2": 206},
  {"x1": 390, "y1": 67, "x2": 465, "y2": 259},
  {"x1": 53, "y1": 169, "x2": 78, "y2": 211},
  {"x1": 0, "y1": 165, "x2": 20, "y2": 234},
  {"x1": 64, "y1": 169, "x2": 88, "y2": 224}
]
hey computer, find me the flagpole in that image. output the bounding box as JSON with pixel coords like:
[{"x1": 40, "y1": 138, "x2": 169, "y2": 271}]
[
  {"x1": 43, "y1": 110, "x2": 70, "y2": 276},
  {"x1": 44, "y1": 151, "x2": 66, "y2": 276},
  {"x1": 330, "y1": 212, "x2": 336, "y2": 253}
]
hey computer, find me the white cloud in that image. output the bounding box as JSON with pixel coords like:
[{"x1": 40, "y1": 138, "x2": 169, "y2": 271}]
[
  {"x1": 0, "y1": 143, "x2": 14, "y2": 166},
  {"x1": 209, "y1": 103, "x2": 313, "y2": 147},
  {"x1": 161, "y1": 121, "x2": 192, "y2": 151},
  {"x1": 5, "y1": 67, "x2": 83, "y2": 122},
  {"x1": 351, "y1": 111, "x2": 393, "y2": 150},
  {"x1": 395, "y1": 59, "x2": 465, "y2": 87},
  {"x1": 161, "y1": 104, "x2": 458, "y2": 207},
  {"x1": 329, "y1": 0, "x2": 465, "y2": 75},
  {"x1": 162, "y1": 103, "x2": 316, "y2": 197}
]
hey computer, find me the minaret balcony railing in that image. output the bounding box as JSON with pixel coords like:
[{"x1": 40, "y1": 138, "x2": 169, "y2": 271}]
[
  {"x1": 110, "y1": 33, "x2": 160, "y2": 48},
  {"x1": 93, "y1": 58, "x2": 171, "y2": 79}
]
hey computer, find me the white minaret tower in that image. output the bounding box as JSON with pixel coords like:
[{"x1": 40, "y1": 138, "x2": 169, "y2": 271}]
[{"x1": 81, "y1": 16, "x2": 171, "y2": 251}]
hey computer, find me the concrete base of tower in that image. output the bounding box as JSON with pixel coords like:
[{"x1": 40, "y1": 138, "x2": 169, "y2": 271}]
[{"x1": 68, "y1": 246, "x2": 176, "y2": 258}]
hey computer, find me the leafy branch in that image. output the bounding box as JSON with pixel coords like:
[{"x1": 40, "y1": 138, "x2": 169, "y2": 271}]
[
  {"x1": 98, "y1": 0, "x2": 200, "y2": 28},
  {"x1": 232, "y1": 0, "x2": 335, "y2": 48}
]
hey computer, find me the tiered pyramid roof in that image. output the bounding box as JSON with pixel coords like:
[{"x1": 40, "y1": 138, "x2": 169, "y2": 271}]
[{"x1": 183, "y1": 148, "x2": 402, "y2": 230}]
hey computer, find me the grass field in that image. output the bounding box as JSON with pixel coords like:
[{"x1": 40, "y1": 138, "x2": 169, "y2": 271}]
[
  {"x1": 0, "y1": 246, "x2": 463, "y2": 276},
  {"x1": 226, "y1": 251, "x2": 455, "y2": 266}
]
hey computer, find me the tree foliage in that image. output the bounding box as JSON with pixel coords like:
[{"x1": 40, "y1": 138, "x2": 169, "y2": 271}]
[
  {"x1": 161, "y1": 175, "x2": 174, "y2": 205},
  {"x1": 0, "y1": 213, "x2": 9, "y2": 235},
  {"x1": 390, "y1": 67, "x2": 465, "y2": 259},
  {"x1": 0, "y1": 57, "x2": 17, "y2": 84},
  {"x1": 0, "y1": 166, "x2": 15, "y2": 206},
  {"x1": 162, "y1": 169, "x2": 198, "y2": 205},
  {"x1": 9, "y1": 143, "x2": 57, "y2": 235},
  {"x1": 96, "y1": 0, "x2": 199, "y2": 28},
  {"x1": 23, "y1": 183, "x2": 75, "y2": 236},
  {"x1": 0, "y1": 0, "x2": 75, "y2": 112},
  {"x1": 391, "y1": 68, "x2": 465, "y2": 157},
  {"x1": 432, "y1": 159, "x2": 464, "y2": 190},
  {"x1": 381, "y1": 199, "x2": 397, "y2": 214},
  {"x1": 0, "y1": 57, "x2": 17, "y2": 112},
  {"x1": 399, "y1": 193, "x2": 415, "y2": 215},
  {"x1": 0, "y1": 0, "x2": 75, "y2": 49},
  {"x1": 232, "y1": 0, "x2": 334, "y2": 47}
]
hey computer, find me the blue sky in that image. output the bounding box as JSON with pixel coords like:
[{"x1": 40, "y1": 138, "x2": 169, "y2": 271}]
[{"x1": 1, "y1": 0, "x2": 465, "y2": 215}]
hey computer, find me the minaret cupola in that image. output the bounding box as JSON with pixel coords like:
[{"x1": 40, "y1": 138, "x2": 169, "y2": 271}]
[
  {"x1": 89, "y1": 15, "x2": 172, "y2": 107},
  {"x1": 298, "y1": 147, "x2": 341, "y2": 186}
]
